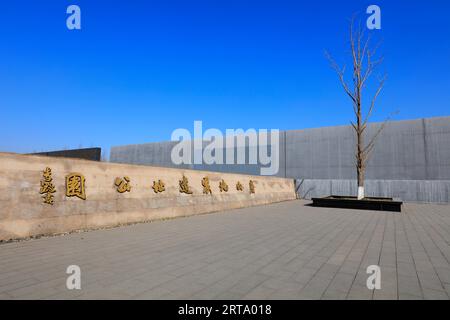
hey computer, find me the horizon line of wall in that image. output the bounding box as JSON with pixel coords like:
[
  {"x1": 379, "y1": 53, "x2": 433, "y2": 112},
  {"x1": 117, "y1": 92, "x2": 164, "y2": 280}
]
[{"x1": 110, "y1": 116, "x2": 450, "y2": 203}]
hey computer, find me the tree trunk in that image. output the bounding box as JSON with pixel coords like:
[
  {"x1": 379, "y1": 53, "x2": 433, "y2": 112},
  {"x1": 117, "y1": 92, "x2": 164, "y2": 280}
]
[
  {"x1": 356, "y1": 98, "x2": 365, "y2": 200},
  {"x1": 357, "y1": 129, "x2": 365, "y2": 200},
  {"x1": 357, "y1": 165, "x2": 365, "y2": 200}
]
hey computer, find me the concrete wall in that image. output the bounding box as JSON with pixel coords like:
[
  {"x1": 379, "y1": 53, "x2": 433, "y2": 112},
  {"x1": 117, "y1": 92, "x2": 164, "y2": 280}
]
[
  {"x1": 29, "y1": 147, "x2": 102, "y2": 162},
  {"x1": 0, "y1": 152, "x2": 296, "y2": 241},
  {"x1": 296, "y1": 179, "x2": 450, "y2": 204},
  {"x1": 110, "y1": 116, "x2": 450, "y2": 203},
  {"x1": 110, "y1": 140, "x2": 270, "y2": 176},
  {"x1": 286, "y1": 116, "x2": 450, "y2": 180}
]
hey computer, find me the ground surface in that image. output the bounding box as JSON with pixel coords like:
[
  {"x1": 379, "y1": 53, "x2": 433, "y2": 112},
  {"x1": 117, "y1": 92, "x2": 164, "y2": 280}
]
[{"x1": 1, "y1": 200, "x2": 449, "y2": 300}]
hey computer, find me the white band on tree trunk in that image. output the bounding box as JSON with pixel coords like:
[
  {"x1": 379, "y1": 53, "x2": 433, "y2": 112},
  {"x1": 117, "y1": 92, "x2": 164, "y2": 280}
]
[{"x1": 357, "y1": 186, "x2": 365, "y2": 200}]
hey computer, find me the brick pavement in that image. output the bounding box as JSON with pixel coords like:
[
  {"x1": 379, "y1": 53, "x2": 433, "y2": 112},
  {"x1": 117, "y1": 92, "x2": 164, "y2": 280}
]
[{"x1": 0, "y1": 200, "x2": 449, "y2": 300}]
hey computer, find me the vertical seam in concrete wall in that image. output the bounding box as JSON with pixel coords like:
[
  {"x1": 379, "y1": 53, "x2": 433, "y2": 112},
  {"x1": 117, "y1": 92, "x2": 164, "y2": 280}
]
[
  {"x1": 422, "y1": 118, "x2": 429, "y2": 179},
  {"x1": 284, "y1": 130, "x2": 287, "y2": 178}
]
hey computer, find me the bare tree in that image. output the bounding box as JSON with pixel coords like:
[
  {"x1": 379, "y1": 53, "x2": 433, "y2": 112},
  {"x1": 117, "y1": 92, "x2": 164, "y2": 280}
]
[{"x1": 326, "y1": 18, "x2": 387, "y2": 200}]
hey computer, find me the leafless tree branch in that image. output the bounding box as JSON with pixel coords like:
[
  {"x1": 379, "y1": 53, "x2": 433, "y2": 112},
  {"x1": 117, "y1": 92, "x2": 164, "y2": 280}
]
[{"x1": 363, "y1": 75, "x2": 387, "y2": 126}]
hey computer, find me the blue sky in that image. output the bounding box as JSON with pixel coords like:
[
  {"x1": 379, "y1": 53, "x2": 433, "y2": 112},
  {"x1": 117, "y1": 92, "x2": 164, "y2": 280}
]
[{"x1": 1, "y1": 0, "x2": 449, "y2": 156}]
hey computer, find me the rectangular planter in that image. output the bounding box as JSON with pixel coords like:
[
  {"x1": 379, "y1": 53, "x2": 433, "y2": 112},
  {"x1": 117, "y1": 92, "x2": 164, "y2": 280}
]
[{"x1": 311, "y1": 195, "x2": 403, "y2": 212}]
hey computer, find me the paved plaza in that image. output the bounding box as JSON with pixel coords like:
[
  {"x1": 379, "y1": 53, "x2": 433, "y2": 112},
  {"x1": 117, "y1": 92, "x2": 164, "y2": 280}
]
[{"x1": 0, "y1": 200, "x2": 449, "y2": 300}]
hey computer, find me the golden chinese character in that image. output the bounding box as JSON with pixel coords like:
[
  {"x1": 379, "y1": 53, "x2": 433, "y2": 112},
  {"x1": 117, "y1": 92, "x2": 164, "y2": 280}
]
[
  {"x1": 236, "y1": 181, "x2": 244, "y2": 191},
  {"x1": 40, "y1": 167, "x2": 56, "y2": 205},
  {"x1": 179, "y1": 175, "x2": 193, "y2": 194},
  {"x1": 114, "y1": 176, "x2": 132, "y2": 193},
  {"x1": 152, "y1": 180, "x2": 165, "y2": 193},
  {"x1": 202, "y1": 177, "x2": 212, "y2": 195},
  {"x1": 249, "y1": 180, "x2": 256, "y2": 194},
  {"x1": 219, "y1": 179, "x2": 229, "y2": 192},
  {"x1": 42, "y1": 192, "x2": 55, "y2": 205},
  {"x1": 65, "y1": 173, "x2": 86, "y2": 200}
]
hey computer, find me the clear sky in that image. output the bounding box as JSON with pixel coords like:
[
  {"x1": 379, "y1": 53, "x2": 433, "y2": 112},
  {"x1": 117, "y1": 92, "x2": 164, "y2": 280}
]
[{"x1": 1, "y1": 0, "x2": 449, "y2": 157}]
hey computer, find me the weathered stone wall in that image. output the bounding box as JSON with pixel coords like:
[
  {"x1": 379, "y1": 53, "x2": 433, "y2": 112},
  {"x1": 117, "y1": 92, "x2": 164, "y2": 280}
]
[{"x1": 0, "y1": 153, "x2": 296, "y2": 241}]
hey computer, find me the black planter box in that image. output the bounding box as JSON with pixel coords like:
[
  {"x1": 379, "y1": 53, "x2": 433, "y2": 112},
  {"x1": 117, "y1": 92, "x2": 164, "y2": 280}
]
[{"x1": 311, "y1": 195, "x2": 403, "y2": 212}]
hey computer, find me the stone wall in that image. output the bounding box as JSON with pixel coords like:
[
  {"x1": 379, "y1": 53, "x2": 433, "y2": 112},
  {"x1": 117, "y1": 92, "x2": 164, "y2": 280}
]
[{"x1": 0, "y1": 153, "x2": 296, "y2": 241}]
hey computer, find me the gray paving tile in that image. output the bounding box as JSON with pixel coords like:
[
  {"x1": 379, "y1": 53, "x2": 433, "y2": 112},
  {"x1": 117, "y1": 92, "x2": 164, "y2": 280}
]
[{"x1": 0, "y1": 200, "x2": 449, "y2": 300}]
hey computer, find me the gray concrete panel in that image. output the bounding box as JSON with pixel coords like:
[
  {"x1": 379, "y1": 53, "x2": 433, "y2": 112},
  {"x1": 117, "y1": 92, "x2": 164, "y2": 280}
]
[{"x1": 296, "y1": 179, "x2": 450, "y2": 204}]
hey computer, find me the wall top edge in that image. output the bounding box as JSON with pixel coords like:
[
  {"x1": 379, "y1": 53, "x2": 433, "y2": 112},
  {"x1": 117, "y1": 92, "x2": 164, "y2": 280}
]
[
  {"x1": 110, "y1": 115, "x2": 450, "y2": 150},
  {"x1": 0, "y1": 152, "x2": 292, "y2": 182}
]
